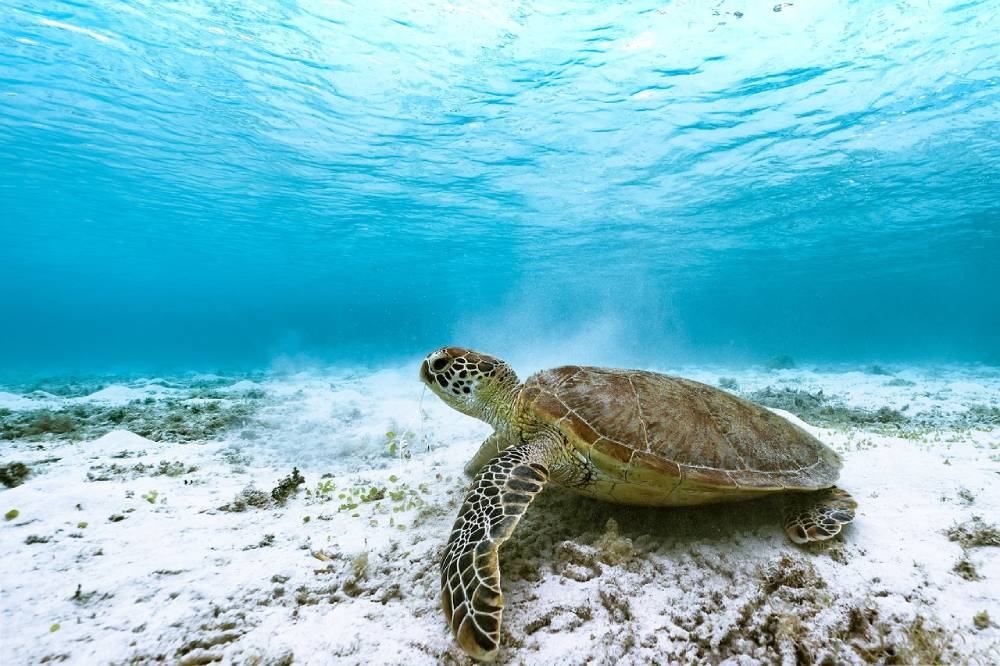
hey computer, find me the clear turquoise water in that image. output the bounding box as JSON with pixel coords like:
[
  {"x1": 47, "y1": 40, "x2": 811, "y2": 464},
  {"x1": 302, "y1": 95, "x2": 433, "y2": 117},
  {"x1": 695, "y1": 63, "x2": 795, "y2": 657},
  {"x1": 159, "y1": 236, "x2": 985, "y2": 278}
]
[{"x1": 1, "y1": 1, "x2": 998, "y2": 374}]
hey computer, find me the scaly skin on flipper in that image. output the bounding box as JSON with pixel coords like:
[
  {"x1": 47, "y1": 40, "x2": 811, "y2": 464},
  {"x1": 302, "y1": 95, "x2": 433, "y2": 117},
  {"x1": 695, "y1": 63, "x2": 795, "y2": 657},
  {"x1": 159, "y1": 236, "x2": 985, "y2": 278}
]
[
  {"x1": 441, "y1": 443, "x2": 550, "y2": 661},
  {"x1": 783, "y1": 486, "x2": 858, "y2": 543}
]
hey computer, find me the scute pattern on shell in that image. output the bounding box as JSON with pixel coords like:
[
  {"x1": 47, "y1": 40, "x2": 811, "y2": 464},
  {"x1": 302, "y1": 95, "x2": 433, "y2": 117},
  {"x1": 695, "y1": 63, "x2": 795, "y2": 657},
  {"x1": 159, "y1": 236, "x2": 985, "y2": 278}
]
[{"x1": 520, "y1": 366, "x2": 841, "y2": 490}]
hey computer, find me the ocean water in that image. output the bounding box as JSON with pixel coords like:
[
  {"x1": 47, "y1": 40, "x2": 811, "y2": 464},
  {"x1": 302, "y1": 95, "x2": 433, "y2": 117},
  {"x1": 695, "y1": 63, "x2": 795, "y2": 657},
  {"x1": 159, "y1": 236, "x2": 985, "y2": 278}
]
[{"x1": 1, "y1": 0, "x2": 998, "y2": 375}]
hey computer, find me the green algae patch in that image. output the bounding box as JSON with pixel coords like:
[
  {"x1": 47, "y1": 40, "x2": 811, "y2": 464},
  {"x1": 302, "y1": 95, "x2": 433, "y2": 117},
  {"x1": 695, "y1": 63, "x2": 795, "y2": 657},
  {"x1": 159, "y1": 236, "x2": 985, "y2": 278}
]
[
  {"x1": 142, "y1": 489, "x2": 163, "y2": 504},
  {"x1": 359, "y1": 486, "x2": 386, "y2": 503},
  {"x1": 5, "y1": 508, "x2": 20, "y2": 521},
  {"x1": 271, "y1": 468, "x2": 305, "y2": 505},
  {"x1": 219, "y1": 468, "x2": 304, "y2": 511},
  {"x1": 0, "y1": 462, "x2": 31, "y2": 488}
]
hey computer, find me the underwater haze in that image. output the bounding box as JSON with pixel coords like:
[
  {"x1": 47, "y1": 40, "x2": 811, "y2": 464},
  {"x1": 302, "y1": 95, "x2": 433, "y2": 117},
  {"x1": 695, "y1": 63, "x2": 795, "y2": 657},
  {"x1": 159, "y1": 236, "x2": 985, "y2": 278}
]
[{"x1": 1, "y1": 0, "x2": 998, "y2": 374}]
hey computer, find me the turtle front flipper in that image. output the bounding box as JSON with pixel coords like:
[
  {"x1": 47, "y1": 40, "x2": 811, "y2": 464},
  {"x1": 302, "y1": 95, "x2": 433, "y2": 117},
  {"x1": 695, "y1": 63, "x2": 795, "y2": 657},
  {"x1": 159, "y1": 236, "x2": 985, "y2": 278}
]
[
  {"x1": 442, "y1": 443, "x2": 549, "y2": 661},
  {"x1": 782, "y1": 486, "x2": 858, "y2": 544},
  {"x1": 464, "y1": 432, "x2": 511, "y2": 477}
]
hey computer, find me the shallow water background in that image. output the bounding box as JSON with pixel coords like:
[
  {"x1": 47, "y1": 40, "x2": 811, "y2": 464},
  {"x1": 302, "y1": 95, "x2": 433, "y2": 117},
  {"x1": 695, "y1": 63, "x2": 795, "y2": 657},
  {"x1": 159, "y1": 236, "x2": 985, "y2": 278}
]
[{"x1": 1, "y1": 1, "x2": 998, "y2": 374}]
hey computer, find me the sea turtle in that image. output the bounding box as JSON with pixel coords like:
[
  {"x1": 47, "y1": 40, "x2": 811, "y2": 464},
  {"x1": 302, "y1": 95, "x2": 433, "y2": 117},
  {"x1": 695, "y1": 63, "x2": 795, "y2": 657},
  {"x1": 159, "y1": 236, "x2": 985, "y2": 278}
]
[{"x1": 420, "y1": 347, "x2": 857, "y2": 661}]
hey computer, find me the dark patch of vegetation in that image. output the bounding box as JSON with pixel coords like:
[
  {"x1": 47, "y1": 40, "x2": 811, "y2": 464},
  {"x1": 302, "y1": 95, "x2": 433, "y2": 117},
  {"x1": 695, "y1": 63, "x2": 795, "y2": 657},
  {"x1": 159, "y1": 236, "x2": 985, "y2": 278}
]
[
  {"x1": 110, "y1": 449, "x2": 145, "y2": 459},
  {"x1": 155, "y1": 460, "x2": 198, "y2": 477},
  {"x1": 761, "y1": 553, "x2": 826, "y2": 594},
  {"x1": 864, "y1": 365, "x2": 893, "y2": 376},
  {"x1": 886, "y1": 616, "x2": 952, "y2": 665},
  {"x1": 86, "y1": 464, "x2": 128, "y2": 482},
  {"x1": 192, "y1": 387, "x2": 267, "y2": 400},
  {"x1": 885, "y1": 377, "x2": 916, "y2": 387},
  {"x1": 746, "y1": 387, "x2": 908, "y2": 429},
  {"x1": 71, "y1": 583, "x2": 112, "y2": 606},
  {"x1": 0, "y1": 397, "x2": 259, "y2": 442},
  {"x1": 745, "y1": 388, "x2": 994, "y2": 432},
  {"x1": 175, "y1": 631, "x2": 241, "y2": 657},
  {"x1": 957, "y1": 488, "x2": 976, "y2": 506},
  {"x1": 954, "y1": 404, "x2": 1000, "y2": 429},
  {"x1": 523, "y1": 604, "x2": 593, "y2": 636},
  {"x1": 86, "y1": 459, "x2": 198, "y2": 482},
  {"x1": 25, "y1": 534, "x2": 50, "y2": 544},
  {"x1": 953, "y1": 555, "x2": 981, "y2": 581},
  {"x1": 220, "y1": 447, "x2": 252, "y2": 467},
  {"x1": 271, "y1": 468, "x2": 305, "y2": 505},
  {"x1": 220, "y1": 467, "x2": 308, "y2": 512},
  {"x1": 5, "y1": 508, "x2": 19, "y2": 520},
  {"x1": 593, "y1": 518, "x2": 634, "y2": 567},
  {"x1": 24, "y1": 380, "x2": 107, "y2": 398},
  {"x1": 673, "y1": 550, "x2": 962, "y2": 665},
  {"x1": 865, "y1": 407, "x2": 908, "y2": 424},
  {"x1": 7, "y1": 373, "x2": 265, "y2": 397},
  {"x1": 15, "y1": 411, "x2": 77, "y2": 437},
  {"x1": 0, "y1": 462, "x2": 31, "y2": 488},
  {"x1": 597, "y1": 586, "x2": 632, "y2": 624},
  {"x1": 748, "y1": 387, "x2": 827, "y2": 414},
  {"x1": 243, "y1": 534, "x2": 276, "y2": 550},
  {"x1": 219, "y1": 486, "x2": 272, "y2": 512},
  {"x1": 974, "y1": 611, "x2": 992, "y2": 630},
  {"x1": 945, "y1": 516, "x2": 1000, "y2": 548}
]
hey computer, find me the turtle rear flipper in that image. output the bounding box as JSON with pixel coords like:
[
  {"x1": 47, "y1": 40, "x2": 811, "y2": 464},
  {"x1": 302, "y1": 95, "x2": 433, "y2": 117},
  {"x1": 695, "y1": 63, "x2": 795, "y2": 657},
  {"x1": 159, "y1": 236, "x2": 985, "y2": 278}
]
[
  {"x1": 441, "y1": 443, "x2": 550, "y2": 661},
  {"x1": 782, "y1": 486, "x2": 857, "y2": 544}
]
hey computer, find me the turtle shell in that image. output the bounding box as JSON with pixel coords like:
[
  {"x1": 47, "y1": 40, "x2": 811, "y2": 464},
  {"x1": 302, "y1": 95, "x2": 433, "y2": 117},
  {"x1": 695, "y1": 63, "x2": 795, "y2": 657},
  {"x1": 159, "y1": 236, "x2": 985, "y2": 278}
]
[{"x1": 518, "y1": 366, "x2": 841, "y2": 492}]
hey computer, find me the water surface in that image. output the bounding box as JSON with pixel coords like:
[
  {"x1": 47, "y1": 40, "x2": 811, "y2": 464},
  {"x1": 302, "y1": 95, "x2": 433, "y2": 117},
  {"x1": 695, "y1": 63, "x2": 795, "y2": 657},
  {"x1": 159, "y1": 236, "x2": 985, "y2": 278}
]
[{"x1": 1, "y1": 1, "x2": 998, "y2": 373}]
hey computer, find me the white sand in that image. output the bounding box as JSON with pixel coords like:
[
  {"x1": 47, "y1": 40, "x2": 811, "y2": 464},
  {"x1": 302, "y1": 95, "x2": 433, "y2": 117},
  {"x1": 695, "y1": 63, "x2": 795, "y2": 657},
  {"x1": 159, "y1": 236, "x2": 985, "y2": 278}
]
[{"x1": 1, "y1": 364, "x2": 998, "y2": 664}]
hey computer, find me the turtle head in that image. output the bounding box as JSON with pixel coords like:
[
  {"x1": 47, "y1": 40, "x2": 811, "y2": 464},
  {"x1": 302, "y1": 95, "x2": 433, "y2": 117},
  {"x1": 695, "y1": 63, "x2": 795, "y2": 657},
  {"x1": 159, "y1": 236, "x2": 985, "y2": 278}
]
[{"x1": 420, "y1": 347, "x2": 519, "y2": 424}]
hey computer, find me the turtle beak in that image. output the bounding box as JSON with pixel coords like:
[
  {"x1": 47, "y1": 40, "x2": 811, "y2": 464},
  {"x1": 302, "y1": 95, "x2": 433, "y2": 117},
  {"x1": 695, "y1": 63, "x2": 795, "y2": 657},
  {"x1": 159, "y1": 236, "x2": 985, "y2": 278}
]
[{"x1": 419, "y1": 359, "x2": 432, "y2": 385}]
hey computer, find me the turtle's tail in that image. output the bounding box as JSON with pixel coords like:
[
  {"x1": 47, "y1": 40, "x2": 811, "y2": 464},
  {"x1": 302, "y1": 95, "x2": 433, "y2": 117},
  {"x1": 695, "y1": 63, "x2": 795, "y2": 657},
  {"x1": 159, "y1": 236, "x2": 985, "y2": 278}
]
[{"x1": 782, "y1": 486, "x2": 857, "y2": 544}]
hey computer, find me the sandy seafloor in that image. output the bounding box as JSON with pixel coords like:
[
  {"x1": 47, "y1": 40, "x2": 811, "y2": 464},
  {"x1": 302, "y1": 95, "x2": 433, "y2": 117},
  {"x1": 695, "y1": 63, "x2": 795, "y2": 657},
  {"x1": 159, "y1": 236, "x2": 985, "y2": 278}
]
[{"x1": 1, "y1": 362, "x2": 998, "y2": 665}]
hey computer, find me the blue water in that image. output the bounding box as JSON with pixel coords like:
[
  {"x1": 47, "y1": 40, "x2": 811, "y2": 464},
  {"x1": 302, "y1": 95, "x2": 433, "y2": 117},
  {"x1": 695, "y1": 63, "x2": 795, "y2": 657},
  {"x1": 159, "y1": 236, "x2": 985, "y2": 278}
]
[{"x1": 1, "y1": 1, "x2": 998, "y2": 374}]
